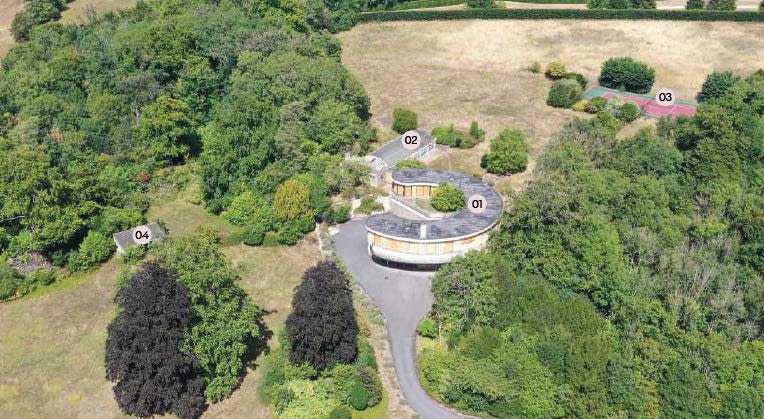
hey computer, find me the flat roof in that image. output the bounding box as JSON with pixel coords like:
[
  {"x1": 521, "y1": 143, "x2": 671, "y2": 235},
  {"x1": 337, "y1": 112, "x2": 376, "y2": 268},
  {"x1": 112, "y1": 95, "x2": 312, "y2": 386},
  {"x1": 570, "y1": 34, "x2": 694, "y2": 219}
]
[
  {"x1": 366, "y1": 170, "x2": 503, "y2": 241},
  {"x1": 370, "y1": 129, "x2": 434, "y2": 168}
]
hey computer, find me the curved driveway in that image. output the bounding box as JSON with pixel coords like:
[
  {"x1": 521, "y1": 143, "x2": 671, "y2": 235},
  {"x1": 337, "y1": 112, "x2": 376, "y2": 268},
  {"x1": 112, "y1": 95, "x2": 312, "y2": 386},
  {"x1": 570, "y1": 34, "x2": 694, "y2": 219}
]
[{"x1": 334, "y1": 220, "x2": 470, "y2": 419}]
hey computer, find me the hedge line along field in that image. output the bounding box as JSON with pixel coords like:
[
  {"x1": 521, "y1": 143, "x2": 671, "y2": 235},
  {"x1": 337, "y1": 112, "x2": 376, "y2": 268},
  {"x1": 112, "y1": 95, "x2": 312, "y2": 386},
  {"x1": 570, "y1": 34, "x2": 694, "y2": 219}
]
[{"x1": 338, "y1": 19, "x2": 764, "y2": 188}]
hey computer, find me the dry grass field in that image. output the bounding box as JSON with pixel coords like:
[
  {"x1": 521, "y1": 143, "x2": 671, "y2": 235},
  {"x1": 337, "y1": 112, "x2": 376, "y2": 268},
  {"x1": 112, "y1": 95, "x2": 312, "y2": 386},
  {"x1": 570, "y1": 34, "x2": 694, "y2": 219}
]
[
  {"x1": 0, "y1": 0, "x2": 136, "y2": 58},
  {"x1": 338, "y1": 20, "x2": 764, "y2": 190},
  {"x1": 0, "y1": 189, "x2": 322, "y2": 419},
  {"x1": 0, "y1": 0, "x2": 25, "y2": 58},
  {"x1": 0, "y1": 181, "x2": 403, "y2": 419},
  {"x1": 60, "y1": 0, "x2": 138, "y2": 24}
]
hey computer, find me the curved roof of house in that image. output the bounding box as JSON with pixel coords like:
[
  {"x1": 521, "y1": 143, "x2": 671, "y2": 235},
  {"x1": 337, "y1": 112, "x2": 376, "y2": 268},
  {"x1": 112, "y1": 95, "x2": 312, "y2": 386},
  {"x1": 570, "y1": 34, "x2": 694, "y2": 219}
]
[{"x1": 366, "y1": 170, "x2": 503, "y2": 242}]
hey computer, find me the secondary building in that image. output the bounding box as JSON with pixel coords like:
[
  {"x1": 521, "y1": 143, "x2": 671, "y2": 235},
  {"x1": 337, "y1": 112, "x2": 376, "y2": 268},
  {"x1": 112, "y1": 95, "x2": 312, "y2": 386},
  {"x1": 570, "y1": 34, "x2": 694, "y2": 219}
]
[
  {"x1": 365, "y1": 129, "x2": 436, "y2": 186},
  {"x1": 365, "y1": 169, "x2": 502, "y2": 265}
]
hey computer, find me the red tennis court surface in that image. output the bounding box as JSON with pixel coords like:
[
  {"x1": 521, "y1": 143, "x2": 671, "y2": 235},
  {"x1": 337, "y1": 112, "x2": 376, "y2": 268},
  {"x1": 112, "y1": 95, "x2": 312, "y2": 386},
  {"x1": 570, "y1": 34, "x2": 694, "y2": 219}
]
[{"x1": 594, "y1": 88, "x2": 697, "y2": 118}]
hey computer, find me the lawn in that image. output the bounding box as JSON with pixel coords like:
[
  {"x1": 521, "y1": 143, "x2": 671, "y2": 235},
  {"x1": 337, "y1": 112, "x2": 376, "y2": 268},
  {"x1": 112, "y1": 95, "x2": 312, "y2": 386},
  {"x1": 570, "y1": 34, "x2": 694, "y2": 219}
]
[
  {"x1": 0, "y1": 182, "x2": 402, "y2": 418},
  {"x1": 338, "y1": 20, "x2": 764, "y2": 191}
]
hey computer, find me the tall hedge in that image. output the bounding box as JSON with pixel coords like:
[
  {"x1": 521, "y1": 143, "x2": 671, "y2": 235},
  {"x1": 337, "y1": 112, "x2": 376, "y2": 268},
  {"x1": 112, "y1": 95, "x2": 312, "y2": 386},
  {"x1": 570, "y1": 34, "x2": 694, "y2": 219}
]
[{"x1": 356, "y1": 9, "x2": 764, "y2": 22}]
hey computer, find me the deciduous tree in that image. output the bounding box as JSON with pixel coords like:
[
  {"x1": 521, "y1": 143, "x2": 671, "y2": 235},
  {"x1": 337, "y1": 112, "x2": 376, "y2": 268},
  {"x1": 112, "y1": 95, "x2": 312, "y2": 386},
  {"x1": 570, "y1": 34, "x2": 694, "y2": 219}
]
[{"x1": 286, "y1": 261, "x2": 358, "y2": 370}]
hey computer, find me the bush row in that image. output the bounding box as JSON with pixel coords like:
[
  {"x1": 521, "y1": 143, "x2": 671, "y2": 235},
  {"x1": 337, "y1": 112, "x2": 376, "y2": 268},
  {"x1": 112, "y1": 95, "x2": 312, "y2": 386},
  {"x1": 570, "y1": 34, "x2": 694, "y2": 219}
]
[
  {"x1": 356, "y1": 8, "x2": 764, "y2": 22},
  {"x1": 511, "y1": 0, "x2": 586, "y2": 3},
  {"x1": 374, "y1": 0, "x2": 464, "y2": 10}
]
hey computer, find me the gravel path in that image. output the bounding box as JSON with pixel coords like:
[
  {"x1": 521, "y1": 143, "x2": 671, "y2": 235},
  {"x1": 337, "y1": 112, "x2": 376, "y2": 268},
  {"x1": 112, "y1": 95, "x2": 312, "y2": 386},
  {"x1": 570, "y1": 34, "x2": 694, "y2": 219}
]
[{"x1": 334, "y1": 220, "x2": 471, "y2": 419}]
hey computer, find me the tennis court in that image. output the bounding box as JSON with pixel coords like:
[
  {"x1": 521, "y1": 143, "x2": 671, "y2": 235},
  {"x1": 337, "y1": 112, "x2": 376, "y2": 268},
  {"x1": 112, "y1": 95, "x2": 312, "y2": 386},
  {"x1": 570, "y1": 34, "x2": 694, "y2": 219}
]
[{"x1": 584, "y1": 86, "x2": 697, "y2": 118}]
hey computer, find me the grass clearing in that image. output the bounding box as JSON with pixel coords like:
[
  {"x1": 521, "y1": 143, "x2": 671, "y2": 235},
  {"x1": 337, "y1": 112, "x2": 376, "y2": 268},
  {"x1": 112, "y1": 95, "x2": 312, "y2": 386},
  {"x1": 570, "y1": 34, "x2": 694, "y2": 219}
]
[
  {"x1": 60, "y1": 0, "x2": 138, "y2": 24},
  {"x1": 0, "y1": 0, "x2": 136, "y2": 59},
  {"x1": 0, "y1": 179, "x2": 400, "y2": 418},
  {"x1": 338, "y1": 20, "x2": 764, "y2": 191},
  {"x1": 0, "y1": 182, "x2": 323, "y2": 418},
  {"x1": 0, "y1": 0, "x2": 24, "y2": 58}
]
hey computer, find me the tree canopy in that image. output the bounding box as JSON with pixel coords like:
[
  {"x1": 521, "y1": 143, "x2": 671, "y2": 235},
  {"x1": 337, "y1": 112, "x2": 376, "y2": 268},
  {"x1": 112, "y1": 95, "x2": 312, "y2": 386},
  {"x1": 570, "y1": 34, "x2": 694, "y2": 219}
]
[
  {"x1": 286, "y1": 261, "x2": 358, "y2": 371},
  {"x1": 422, "y1": 69, "x2": 764, "y2": 418},
  {"x1": 105, "y1": 261, "x2": 207, "y2": 419}
]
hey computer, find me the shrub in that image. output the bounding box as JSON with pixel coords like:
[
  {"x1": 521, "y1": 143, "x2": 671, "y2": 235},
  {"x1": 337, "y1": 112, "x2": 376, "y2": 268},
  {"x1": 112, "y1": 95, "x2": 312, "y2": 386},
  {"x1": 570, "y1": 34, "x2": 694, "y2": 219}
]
[
  {"x1": 585, "y1": 96, "x2": 608, "y2": 113},
  {"x1": 223, "y1": 190, "x2": 262, "y2": 226},
  {"x1": 0, "y1": 276, "x2": 16, "y2": 301},
  {"x1": 355, "y1": 196, "x2": 383, "y2": 215},
  {"x1": 10, "y1": 11, "x2": 35, "y2": 42},
  {"x1": 547, "y1": 79, "x2": 583, "y2": 108},
  {"x1": 0, "y1": 262, "x2": 21, "y2": 301},
  {"x1": 481, "y1": 129, "x2": 530, "y2": 175},
  {"x1": 274, "y1": 179, "x2": 312, "y2": 221},
  {"x1": 262, "y1": 232, "x2": 280, "y2": 247},
  {"x1": 469, "y1": 121, "x2": 486, "y2": 141},
  {"x1": 357, "y1": 337, "x2": 378, "y2": 370},
  {"x1": 564, "y1": 72, "x2": 588, "y2": 89},
  {"x1": 596, "y1": 110, "x2": 621, "y2": 133},
  {"x1": 686, "y1": 0, "x2": 704, "y2": 8},
  {"x1": 333, "y1": 205, "x2": 352, "y2": 224},
  {"x1": 529, "y1": 62, "x2": 541, "y2": 73},
  {"x1": 242, "y1": 224, "x2": 266, "y2": 246},
  {"x1": 359, "y1": 366, "x2": 383, "y2": 407},
  {"x1": 392, "y1": 108, "x2": 418, "y2": 133},
  {"x1": 296, "y1": 215, "x2": 317, "y2": 234},
  {"x1": 272, "y1": 386, "x2": 295, "y2": 413},
  {"x1": 571, "y1": 100, "x2": 589, "y2": 112},
  {"x1": 760, "y1": 0, "x2": 764, "y2": 10},
  {"x1": 395, "y1": 159, "x2": 427, "y2": 169},
  {"x1": 700, "y1": 71, "x2": 740, "y2": 101},
  {"x1": 121, "y1": 245, "x2": 148, "y2": 263},
  {"x1": 331, "y1": 364, "x2": 360, "y2": 404},
  {"x1": 707, "y1": 0, "x2": 735, "y2": 9},
  {"x1": 417, "y1": 317, "x2": 439, "y2": 338},
  {"x1": 329, "y1": 406, "x2": 352, "y2": 419},
  {"x1": 16, "y1": 268, "x2": 56, "y2": 296},
  {"x1": 545, "y1": 62, "x2": 568, "y2": 79},
  {"x1": 349, "y1": 381, "x2": 370, "y2": 410},
  {"x1": 431, "y1": 182, "x2": 466, "y2": 212},
  {"x1": 75, "y1": 231, "x2": 115, "y2": 270},
  {"x1": 466, "y1": 0, "x2": 496, "y2": 7},
  {"x1": 618, "y1": 102, "x2": 641, "y2": 122},
  {"x1": 286, "y1": 262, "x2": 358, "y2": 371},
  {"x1": 277, "y1": 221, "x2": 304, "y2": 245},
  {"x1": 432, "y1": 124, "x2": 474, "y2": 149},
  {"x1": 599, "y1": 57, "x2": 656, "y2": 94}
]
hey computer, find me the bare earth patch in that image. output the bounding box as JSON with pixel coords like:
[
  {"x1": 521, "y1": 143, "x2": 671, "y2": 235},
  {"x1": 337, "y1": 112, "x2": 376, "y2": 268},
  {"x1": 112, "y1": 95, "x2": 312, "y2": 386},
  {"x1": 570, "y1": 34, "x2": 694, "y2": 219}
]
[{"x1": 338, "y1": 20, "x2": 764, "y2": 191}]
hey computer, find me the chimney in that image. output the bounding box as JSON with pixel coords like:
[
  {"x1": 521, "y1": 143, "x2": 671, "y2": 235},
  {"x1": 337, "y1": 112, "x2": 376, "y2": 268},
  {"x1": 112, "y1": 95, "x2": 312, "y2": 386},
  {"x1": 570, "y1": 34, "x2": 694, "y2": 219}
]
[{"x1": 420, "y1": 224, "x2": 427, "y2": 239}]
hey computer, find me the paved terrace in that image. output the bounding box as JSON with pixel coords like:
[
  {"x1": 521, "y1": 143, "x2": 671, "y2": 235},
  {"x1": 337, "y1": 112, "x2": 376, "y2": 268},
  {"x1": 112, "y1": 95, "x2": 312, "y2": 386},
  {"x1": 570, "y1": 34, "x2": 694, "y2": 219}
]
[{"x1": 366, "y1": 169, "x2": 503, "y2": 241}]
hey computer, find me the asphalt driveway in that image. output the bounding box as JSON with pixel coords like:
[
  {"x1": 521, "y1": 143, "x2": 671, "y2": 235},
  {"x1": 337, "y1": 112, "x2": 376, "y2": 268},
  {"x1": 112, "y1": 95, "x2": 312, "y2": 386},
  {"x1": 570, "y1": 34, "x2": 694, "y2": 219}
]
[{"x1": 334, "y1": 220, "x2": 470, "y2": 419}]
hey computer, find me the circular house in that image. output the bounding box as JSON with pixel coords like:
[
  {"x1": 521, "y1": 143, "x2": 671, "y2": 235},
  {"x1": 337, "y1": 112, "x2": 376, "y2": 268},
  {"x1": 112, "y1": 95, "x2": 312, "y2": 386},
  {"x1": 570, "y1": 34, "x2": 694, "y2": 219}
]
[{"x1": 365, "y1": 169, "x2": 503, "y2": 265}]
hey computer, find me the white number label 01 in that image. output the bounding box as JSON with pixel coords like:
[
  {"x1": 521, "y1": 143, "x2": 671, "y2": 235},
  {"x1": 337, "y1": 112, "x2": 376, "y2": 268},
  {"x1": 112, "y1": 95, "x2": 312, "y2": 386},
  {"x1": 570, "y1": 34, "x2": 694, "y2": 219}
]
[{"x1": 467, "y1": 195, "x2": 487, "y2": 214}]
